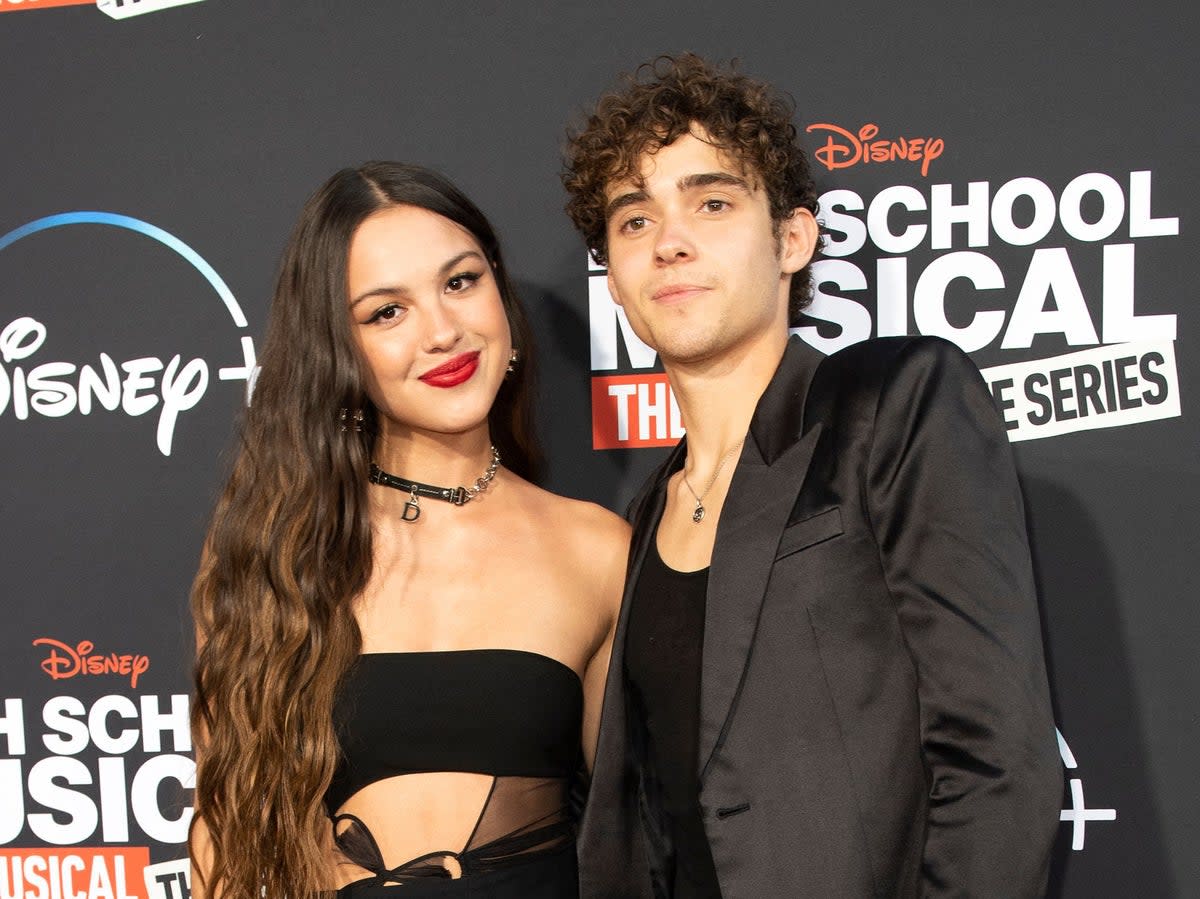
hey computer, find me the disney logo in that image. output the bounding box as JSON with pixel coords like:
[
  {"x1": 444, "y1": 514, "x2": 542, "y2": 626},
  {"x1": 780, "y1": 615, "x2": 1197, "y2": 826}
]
[
  {"x1": 806, "y1": 122, "x2": 945, "y2": 177},
  {"x1": 33, "y1": 637, "x2": 150, "y2": 689}
]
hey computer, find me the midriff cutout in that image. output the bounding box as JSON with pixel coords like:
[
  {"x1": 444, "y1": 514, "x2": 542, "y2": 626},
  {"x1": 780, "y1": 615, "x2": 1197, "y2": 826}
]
[
  {"x1": 329, "y1": 774, "x2": 571, "y2": 886},
  {"x1": 332, "y1": 771, "x2": 493, "y2": 878}
]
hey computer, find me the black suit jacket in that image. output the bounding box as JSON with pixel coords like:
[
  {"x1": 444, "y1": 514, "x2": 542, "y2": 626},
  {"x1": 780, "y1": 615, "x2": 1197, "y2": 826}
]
[{"x1": 578, "y1": 335, "x2": 1062, "y2": 898}]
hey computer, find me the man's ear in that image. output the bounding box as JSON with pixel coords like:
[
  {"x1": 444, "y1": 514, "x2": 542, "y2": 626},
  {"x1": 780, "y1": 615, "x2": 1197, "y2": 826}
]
[
  {"x1": 607, "y1": 270, "x2": 626, "y2": 307},
  {"x1": 779, "y1": 207, "x2": 820, "y2": 275}
]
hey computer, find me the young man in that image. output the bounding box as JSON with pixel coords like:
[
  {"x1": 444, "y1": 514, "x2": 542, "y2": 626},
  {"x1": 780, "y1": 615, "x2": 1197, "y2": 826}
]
[{"x1": 563, "y1": 54, "x2": 1062, "y2": 898}]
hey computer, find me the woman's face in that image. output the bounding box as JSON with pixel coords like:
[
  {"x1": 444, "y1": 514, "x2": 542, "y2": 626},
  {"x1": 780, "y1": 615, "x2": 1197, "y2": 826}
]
[{"x1": 346, "y1": 204, "x2": 512, "y2": 441}]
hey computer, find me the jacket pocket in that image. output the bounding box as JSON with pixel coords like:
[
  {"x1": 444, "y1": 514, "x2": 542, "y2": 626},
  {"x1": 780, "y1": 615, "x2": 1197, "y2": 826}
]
[{"x1": 775, "y1": 506, "x2": 843, "y2": 560}]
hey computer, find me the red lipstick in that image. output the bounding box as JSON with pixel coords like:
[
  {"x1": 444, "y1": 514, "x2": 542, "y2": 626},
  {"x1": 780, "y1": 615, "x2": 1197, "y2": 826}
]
[{"x1": 419, "y1": 351, "x2": 480, "y2": 388}]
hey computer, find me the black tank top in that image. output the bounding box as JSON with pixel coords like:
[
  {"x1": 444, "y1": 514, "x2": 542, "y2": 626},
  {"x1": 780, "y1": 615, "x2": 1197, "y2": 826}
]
[
  {"x1": 624, "y1": 540, "x2": 723, "y2": 898},
  {"x1": 327, "y1": 649, "x2": 583, "y2": 884}
]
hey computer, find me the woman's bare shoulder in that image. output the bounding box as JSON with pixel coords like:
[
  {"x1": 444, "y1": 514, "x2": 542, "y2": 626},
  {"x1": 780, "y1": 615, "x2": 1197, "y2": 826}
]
[
  {"x1": 502, "y1": 477, "x2": 630, "y2": 573},
  {"x1": 500, "y1": 477, "x2": 628, "y2": 635},
  {"x1": 516, "y1": 479, "x2": 627, "y2": 540}
]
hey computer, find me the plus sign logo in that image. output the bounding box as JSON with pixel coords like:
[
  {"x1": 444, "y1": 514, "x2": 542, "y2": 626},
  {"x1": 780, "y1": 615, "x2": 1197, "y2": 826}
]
[{"x1": 1057, "y1": 728, "x2": 1116, "y2": 850}]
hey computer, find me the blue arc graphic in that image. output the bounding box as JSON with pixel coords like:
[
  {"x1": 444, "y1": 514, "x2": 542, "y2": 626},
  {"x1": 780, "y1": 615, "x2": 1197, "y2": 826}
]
[{"x1": 0, "y1": 211, "x2": 247, "y2": 328}]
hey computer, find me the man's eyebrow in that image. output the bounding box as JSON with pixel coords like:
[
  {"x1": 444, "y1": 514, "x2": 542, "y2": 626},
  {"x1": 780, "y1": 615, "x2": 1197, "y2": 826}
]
[
  {"x1": 604, "y1": 172, "x2": 751, "y2": 225},
  {"x1": 349, "y1": 250, "x2": 485, "y2": 309},
  {"x1": 605, "y1": 189, "x2": 649, "y2": 223},
  {"x1": 678, "y1": 172, "x2": 752, "y2": 193}
]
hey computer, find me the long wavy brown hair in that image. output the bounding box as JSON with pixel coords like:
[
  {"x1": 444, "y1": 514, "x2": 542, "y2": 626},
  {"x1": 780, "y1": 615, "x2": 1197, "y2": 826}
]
[{"x1": 189, "y1": 162, "x2": 541, "y2": 898}]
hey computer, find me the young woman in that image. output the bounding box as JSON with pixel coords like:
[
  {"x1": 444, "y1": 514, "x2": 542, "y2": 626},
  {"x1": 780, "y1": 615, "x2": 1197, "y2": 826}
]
[{"x1": 189, "y1": 162, "x2": 628, "y2": 898}]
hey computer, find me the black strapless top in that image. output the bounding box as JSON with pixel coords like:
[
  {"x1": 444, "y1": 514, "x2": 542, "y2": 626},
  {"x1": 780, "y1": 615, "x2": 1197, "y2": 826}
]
[{"x1": 327, "y1": 649, "x2": 583, "y2": 885}]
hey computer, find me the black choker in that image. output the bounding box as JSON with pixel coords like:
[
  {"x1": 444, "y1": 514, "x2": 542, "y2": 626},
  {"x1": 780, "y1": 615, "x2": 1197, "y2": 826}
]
[{"x1": 368, "y1": 445, "x2": 500, "y2": 522}]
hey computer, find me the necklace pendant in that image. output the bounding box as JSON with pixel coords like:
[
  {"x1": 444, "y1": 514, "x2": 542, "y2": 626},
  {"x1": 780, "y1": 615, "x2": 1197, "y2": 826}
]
[
  {"x1": 401, "y1": 494, "x2": 421, "y2": 522},
  {"x1": 692, "y1": 503, "x2": 705, "y2": 524}
]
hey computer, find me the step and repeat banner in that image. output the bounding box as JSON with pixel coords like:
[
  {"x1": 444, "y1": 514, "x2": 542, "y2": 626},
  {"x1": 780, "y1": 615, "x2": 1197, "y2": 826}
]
[{"x1": 2, "y1": 2, "x2": 1196, "y2": 897}]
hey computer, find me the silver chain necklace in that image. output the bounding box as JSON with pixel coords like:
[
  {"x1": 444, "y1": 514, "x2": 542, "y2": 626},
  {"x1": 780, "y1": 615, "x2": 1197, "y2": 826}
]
[{"x1": 681, "y1": 439, "x2": 744, "y2": 523}]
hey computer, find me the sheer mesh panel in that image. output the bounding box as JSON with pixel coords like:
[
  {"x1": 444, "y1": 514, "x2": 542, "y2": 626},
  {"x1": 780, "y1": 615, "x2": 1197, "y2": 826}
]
[{"x1": 331, "y1": 776, "x2": 571, "y2": 884}]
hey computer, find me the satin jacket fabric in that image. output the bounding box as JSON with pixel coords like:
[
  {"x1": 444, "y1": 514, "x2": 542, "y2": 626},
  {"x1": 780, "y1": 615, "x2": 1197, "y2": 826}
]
[{"x1": 578, "y1": 335, "x2": 1062, "y2": 898}]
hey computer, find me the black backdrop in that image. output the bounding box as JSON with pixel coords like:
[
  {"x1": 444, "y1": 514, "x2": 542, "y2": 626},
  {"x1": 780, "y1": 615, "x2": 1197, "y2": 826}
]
[{"x1": 2, "y1": 2, "x2": 1196, "y2": 897}]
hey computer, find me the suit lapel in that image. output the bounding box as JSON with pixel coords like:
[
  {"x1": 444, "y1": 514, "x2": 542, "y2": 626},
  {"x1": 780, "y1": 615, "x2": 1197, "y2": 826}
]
[{"x1": 697, "y1": 336, "x2": 826, "y2": 779}]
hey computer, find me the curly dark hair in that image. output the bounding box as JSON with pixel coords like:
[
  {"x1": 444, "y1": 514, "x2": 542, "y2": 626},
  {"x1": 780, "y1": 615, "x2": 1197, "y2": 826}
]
[{"x1": 563, "y1": 52, "x2": 824, "y2": 325}]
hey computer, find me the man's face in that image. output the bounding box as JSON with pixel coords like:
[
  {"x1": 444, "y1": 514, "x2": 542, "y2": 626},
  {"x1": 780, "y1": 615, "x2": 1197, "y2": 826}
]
[{"x1": 602, "y1": 128, "x2": 816, "y2": 368}]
